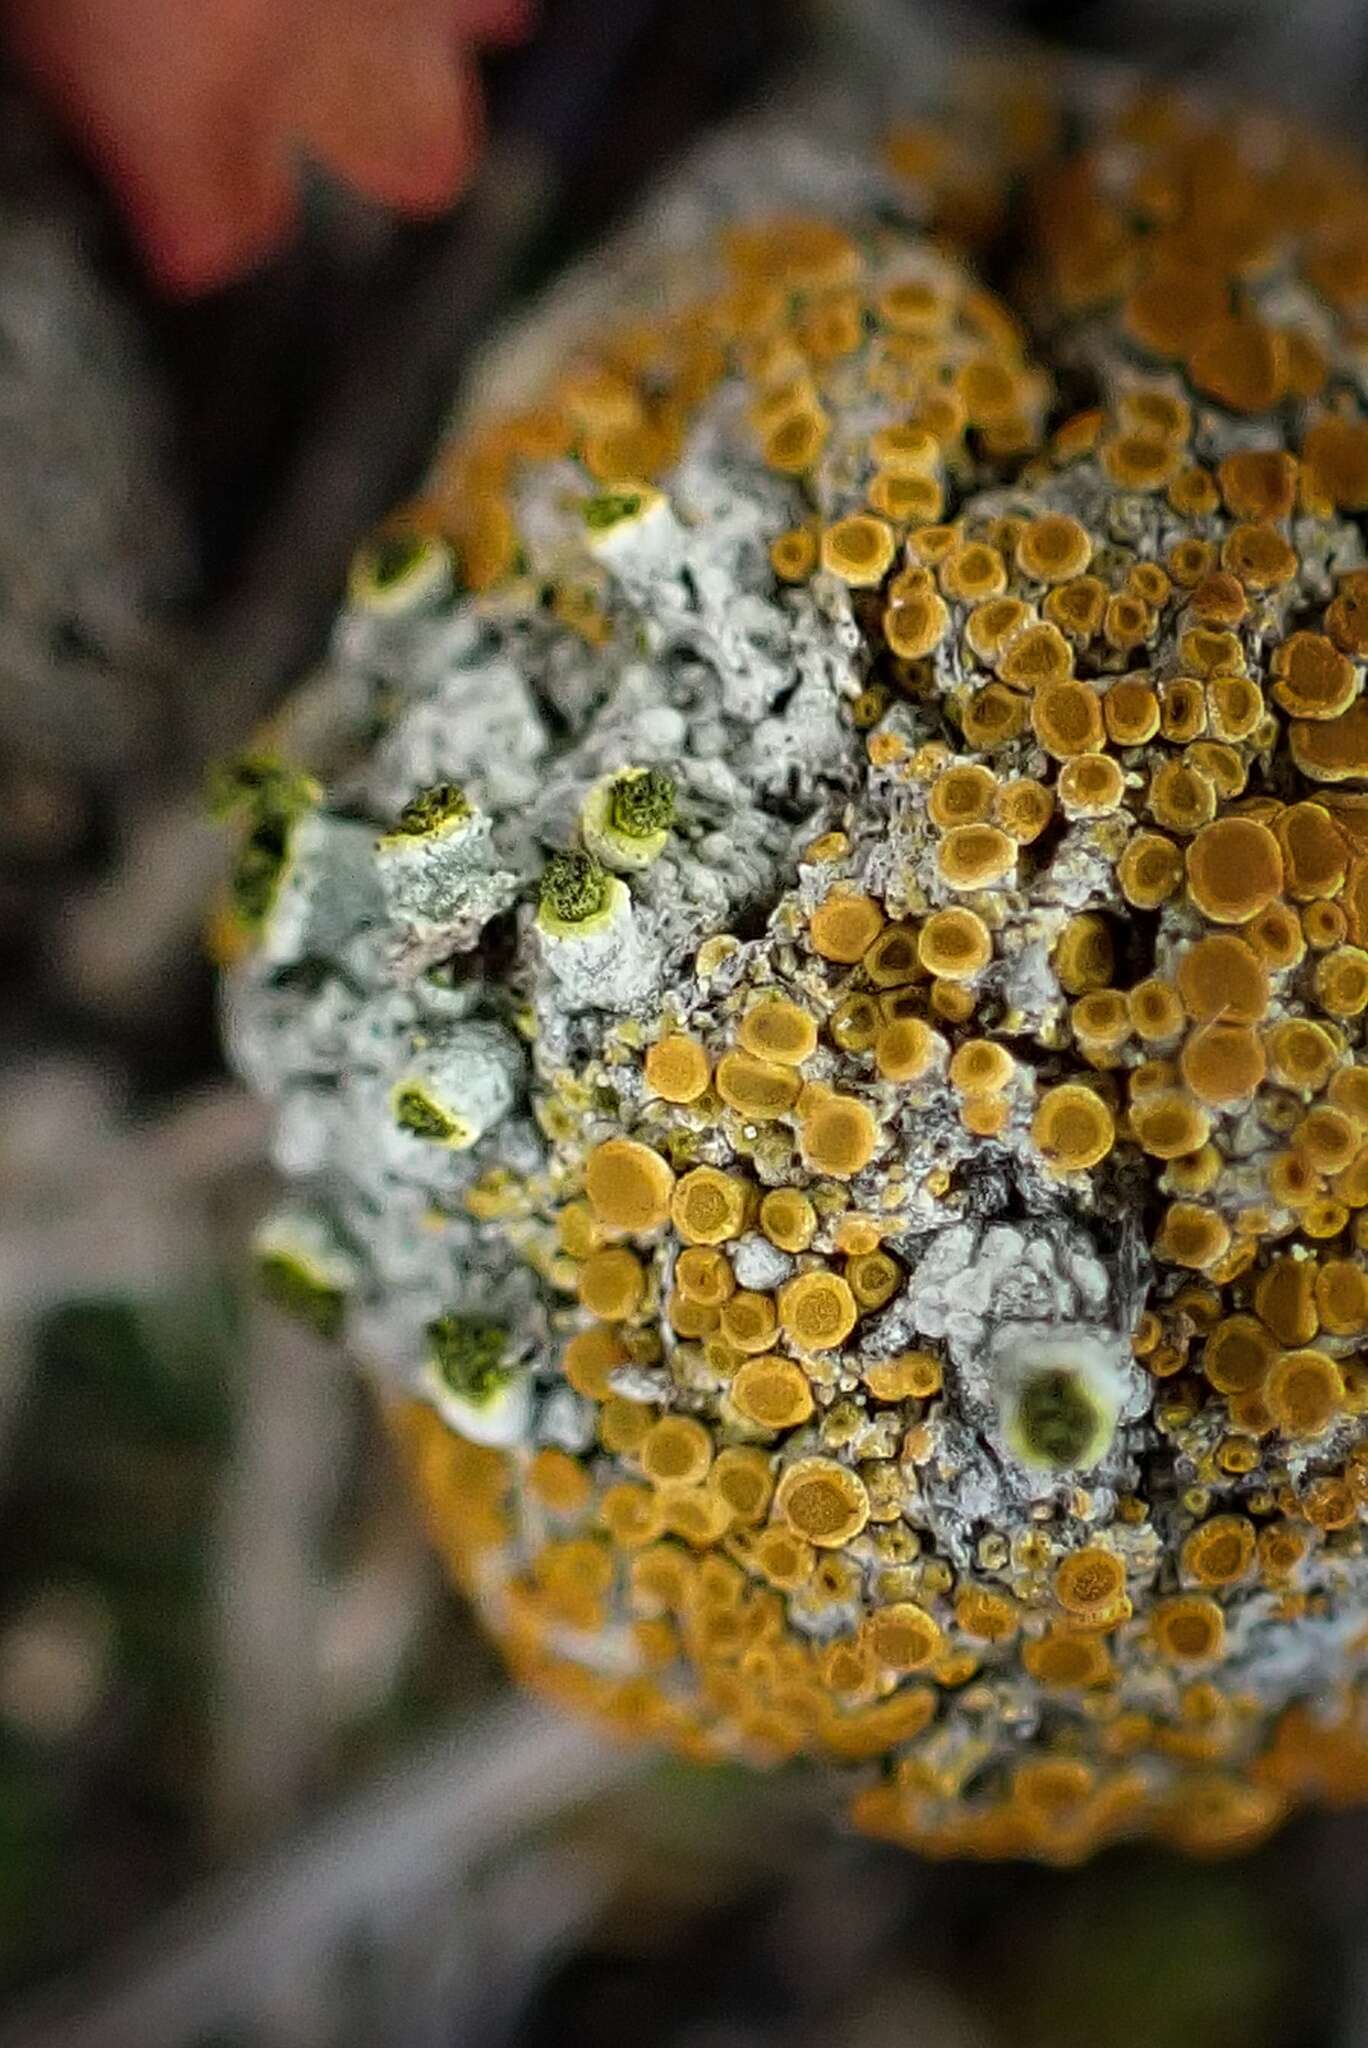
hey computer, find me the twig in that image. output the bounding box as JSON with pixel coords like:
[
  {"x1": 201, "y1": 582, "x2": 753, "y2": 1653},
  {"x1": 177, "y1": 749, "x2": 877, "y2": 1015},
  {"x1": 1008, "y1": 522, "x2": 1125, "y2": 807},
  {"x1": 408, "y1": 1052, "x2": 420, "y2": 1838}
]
[
  {"x1": 207, "y1": 1297, "x2": 353, "y2": 1855},
  {"x1": 0, "y1": 1698, "x2": 636, "y2": 2048}
]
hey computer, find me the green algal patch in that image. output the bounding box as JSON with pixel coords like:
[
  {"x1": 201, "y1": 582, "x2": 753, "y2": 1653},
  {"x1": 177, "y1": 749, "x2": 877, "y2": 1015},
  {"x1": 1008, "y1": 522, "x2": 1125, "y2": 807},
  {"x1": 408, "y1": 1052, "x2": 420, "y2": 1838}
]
[
  {"x1": 231, "y1": 819, "x2": 293, "y2": 927},
  {"x1": 427, "y1": 1313, "x2": 509, "y2": 1405},
  {"x1": 366, "y1": 531, "x2": 433, "y2": 591},
  {"x1": 609, "y1": 767, "x2": 676, "y2": 841},
  {"x1": 207, "y1": 753, "x2": 316, "y2": 825},
  {"x1": 348, "y1": 528, "x2": 458, "y2": 614},
  {"x1": 539, "y1": 851, "x2": 612, "y2": 926},
  {"x1": 389, "y1": 782, "x2": 473, "y2": 840},
  {"x1": 583, "y1": 490, "x2": 644, "y2": 532},
  {"x1": 256, "y1": 1250, "x2": 347, "y2": 1340},
  {"x1": 208, "y1": 753, "x2": 319, "y2": 931},
  {"x1": 393, "y1": 1083, "x2": 463, "y2": 1143},
  {"x1": 1014, "y1": 1366, "x2": 1111, "y2": 1470}
]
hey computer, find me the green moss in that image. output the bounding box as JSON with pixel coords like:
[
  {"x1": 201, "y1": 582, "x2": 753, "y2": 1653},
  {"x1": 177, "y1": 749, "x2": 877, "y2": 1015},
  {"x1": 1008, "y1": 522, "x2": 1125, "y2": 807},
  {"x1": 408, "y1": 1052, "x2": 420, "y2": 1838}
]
[
  {"x1": 583, "y1": 490, "x2": 645, "y2": 532},
  {"x1": 609, "y1": 767, "x2": 676, "y2": 841},
  {"x1": 256, "y1": 1251, "x2": 346, "y2": 1340},
  {"x1": 393, "y1": 1083, "x2": 463, "y2": 1143},
  {"x1": 428, "y1": 1313, "x2": 509, "y2": 1405},
  {"x1": 1014, "y1": 1367, "x2": 1109, "y2": 1469},
  {"x1": 390, "y1": 782, "x2": 472, "y2": 839},
  {"x1": 539, "y1": 851, "x2": 612, "y2": 926}
]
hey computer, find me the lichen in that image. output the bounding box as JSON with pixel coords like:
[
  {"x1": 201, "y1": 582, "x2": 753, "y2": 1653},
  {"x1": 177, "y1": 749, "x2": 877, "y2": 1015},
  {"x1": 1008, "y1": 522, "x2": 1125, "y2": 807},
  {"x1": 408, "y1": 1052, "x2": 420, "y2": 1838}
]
[
  {"x1": 387, "y1": 782, "x2": 473, "y2": 840},
  {"x1": 211, "y1": 753, "x2": 321, "y2": 935},
  {"x1": 392, "y1": 1082, "x2": 466, "y2": 1144},
  {"x1": 222, "y1": 93, "x2": 1368, "y2": 1864},
  {"x1": 538, "y1": 851, "x2": 613, "y2": 928},
  {"x1": 583, "y1": 490, "x2": 647, "y2": 532},
  {"x1": 427, "y1": 1312, "x2": 510, "y2": 1404},
  {"x1": 609, "y1": 768, "x2": 676, "y2": 842},
  {"x1": 256, "y1": 1249, "x2": 346, "y2": 1340}
]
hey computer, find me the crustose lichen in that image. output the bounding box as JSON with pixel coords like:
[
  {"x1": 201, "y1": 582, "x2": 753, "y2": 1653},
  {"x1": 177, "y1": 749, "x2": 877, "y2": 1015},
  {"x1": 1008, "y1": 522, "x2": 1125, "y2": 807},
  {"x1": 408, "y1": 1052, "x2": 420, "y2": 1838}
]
[
  {"x1": 1009, "y1": 1366, "x2": 1117, "y2": 1471},
  {"x1": 609, "y1": 767, "x2": 675, "y2": 842},
  {"x1": 537, "y1": 851, "x2": 614, "y2": 931},
  {"x1": 427, "y1": 1313, "x2": 509, "y2": 1405},
  {"x1": 387, "y1": 782, "x2": 473, "y2": 841},
  {"x1": 222, "y1": 84, "x2": 1368, "y2": 1865}
]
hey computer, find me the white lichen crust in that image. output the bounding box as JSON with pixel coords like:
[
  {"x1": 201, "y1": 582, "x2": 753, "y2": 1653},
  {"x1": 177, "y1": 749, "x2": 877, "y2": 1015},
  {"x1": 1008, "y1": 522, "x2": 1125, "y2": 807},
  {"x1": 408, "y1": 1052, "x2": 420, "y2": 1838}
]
[{"x1": 224, "y1": 107, "x2": 1368, "y2": 1862}]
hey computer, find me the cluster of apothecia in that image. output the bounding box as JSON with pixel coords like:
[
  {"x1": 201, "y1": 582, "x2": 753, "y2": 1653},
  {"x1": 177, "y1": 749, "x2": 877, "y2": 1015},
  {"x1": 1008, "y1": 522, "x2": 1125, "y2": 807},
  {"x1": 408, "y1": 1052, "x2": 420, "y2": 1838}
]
[{"x1": 222, "y1": 90, "x2": 1368, "y2": 1860}]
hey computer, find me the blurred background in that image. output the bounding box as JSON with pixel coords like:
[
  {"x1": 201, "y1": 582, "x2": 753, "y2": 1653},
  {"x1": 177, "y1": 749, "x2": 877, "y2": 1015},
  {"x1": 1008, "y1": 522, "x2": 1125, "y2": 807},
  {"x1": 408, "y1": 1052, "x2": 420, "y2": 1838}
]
[{"x1": 5, "y1": 1, "x2": 1368, "y2": 2042}]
